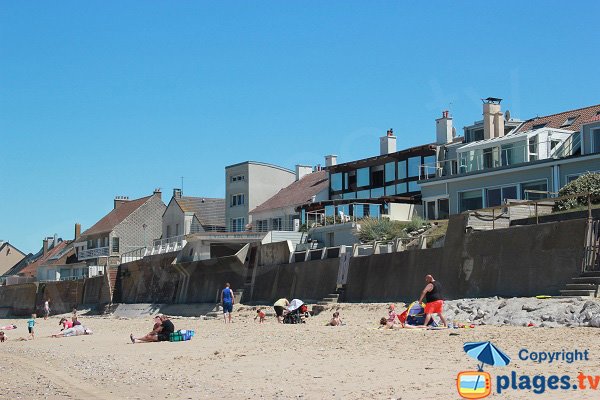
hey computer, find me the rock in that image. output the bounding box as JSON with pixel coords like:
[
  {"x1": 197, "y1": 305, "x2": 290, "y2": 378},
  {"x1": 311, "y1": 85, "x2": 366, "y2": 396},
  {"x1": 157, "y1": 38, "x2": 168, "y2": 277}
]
[{"x1": 589, "y1": 316, "x2": 600, "y2": 328}]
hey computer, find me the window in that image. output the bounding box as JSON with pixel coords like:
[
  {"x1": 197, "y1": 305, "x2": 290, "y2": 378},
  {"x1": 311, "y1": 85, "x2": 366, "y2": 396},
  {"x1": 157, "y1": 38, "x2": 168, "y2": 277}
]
[
  {"x1": 567, "y1": 174, "x2": 581, "y2": 184},
  {"x1": 438, "y1": 199, "x2": 449, "y2": 219},
  {"x1": 356, "y1": 190, "x2": 370, "y2": 199},
  {"x1": 528, "y1": 137, "x2": 538, "y2": 161},
  {"x1": 370, "y1": 187, "x2": 384, "y2": 198},
  {"x1": 397, "y1": 161, "x2": 407, "y2": 180},
  {"x1": 426, "y1": 201, "x2": 436, "y2": 220},
  {"x1": 230, "y1": 218, "x2": 245, "y2": 232},
  {"x1": 230, "y1": 175, "x2": 245, "y2": 182},
  {"x1": 175, "y1": 224, "x2": 180, "y2": 236},
  {"x1": 501, "y1": 141, "x2": 526, "y2": 166},
  {"x1": 521, "y1": 180, "x2": 548, "y2": 201},
  {"x1": 561, "y1": 116, "x2": 578, "y2": 127},
  {"x1": 347, "y1": 171, "x2": 357, "y2": 190},
  {"x1": 231, "y1": 194, "x2": 245, "y2": 207},
  {"x1": 385, "y1": 185, "x2": 396, "y2": 196},
  {"x1": 408, "y1": 181, "x2": 419, "y2": 192},
  {"x1": 256, "y1": 220, "x2": 268, "y2": 232},
  {"x1": 342, "y1": 192, "x2": 356, "y2": 199},
  {"x1": 271, "y1": 218, "x2": 282, "y2": 231},
  {"x1": 112, "y1": 237, "x2": 120, "y2": 253},
  {"x1": 166, "y1": 225, "x2": 171, "y2": 238},
  {"x1": 459, "y1": 190, "x2": 483, "y2": 212},
  {"x1": 357, "y1": 168, "x2": 370, "y2": 187},
  {"x1": 592, "y1": 129, "x2": 600, "y2": 153},
  {"x1": 396, "y1": 183, "x2": 408, "y2": 194},
  {"x1": 467, "y1": 128, "x2": 484, "y2": 143},
  {"x1": 330, "y1": 173, "x2": 343, "y2": 191},
  {"x1": 385, "y1": 162, "x2": 396, "y2": 182},
  {"x1": 532, "y1": 123, "x2": 547, "y2": 130},
  {"x1": 422, "y1": 155, "x2": 437, "y2": 178},
  {"x1": 371, "y1": 166, "x2": 384, "y2": 188},
  {"x1": 486, "y1": 188, "x2": 502, "y2": 207},
  {"x1": 407, "y1": 157, "x2": 420, "y2": 177},
  {"x1": 502, "y1": 186, "x2": 517, "y2": 201}
]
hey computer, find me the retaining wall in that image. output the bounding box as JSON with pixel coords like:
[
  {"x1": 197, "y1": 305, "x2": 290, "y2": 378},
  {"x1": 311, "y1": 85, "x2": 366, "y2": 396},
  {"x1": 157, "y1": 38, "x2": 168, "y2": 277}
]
[{"x1": 0, "y1": 283, "x2": 37, "y2": 316}]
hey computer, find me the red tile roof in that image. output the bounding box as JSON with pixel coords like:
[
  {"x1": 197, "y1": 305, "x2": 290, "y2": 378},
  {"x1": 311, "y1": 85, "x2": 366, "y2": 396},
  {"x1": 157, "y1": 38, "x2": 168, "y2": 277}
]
[
  {"x1": 515, "y1": 104, "x2": 600, "y2": 133},
  {"x1": 250, "y1": 170, "x2": 328, "y2": 214},
  {"x1": 18, "y1": 240, "x2": 71, "y2": 277},
  {"x1": 80, "y1": 195, "x2": 153, "y2": 237},
  {"x1": 584, "y1": 114, "x2": 600, "y2": 124}
]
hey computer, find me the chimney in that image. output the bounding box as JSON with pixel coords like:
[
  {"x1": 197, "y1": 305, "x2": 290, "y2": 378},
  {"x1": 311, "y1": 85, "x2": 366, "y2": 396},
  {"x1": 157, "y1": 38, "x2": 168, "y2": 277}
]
[
  {"x1": 436, "y1": 111, "x2": 454, "y2": 145},
  {"x1": 74, "y1": 223, "x2": 81, "y2": 240},
  {"x1": 53, "y1": 233, "x2": 58, "y2": 248},
  {"x1": 43, "y1": 238, "x2": 49, "y2": 255},
  {"x1": 113, "y1": 195, "x2": 130, "y2": 209},
  {"x1": 380, "y1": 129, "x2": 397, "y2": 155},
  {"x1": 324, "y1": 155, "x2": 337, "y2": 167},
  {"x1": 295, "y1": 165, "x2": 313, "y2": 181},
  {"x1": 153, "y1": 188, "x2": 162, "y2": 200},
  {"x1": 173, "y1": 188, "x2": 182, "y2": 199},
  {"x1": 482, "y1": 97, "x2": 505, "y2": 139}
]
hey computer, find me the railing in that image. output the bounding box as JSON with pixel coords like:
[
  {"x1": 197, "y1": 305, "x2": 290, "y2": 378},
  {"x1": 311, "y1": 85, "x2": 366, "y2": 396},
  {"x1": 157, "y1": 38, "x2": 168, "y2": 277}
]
[
  {"x1": 419, "y1": 136, "x2": 580, "y2": 180},
  {"x1": 305, "y1": 202, "x2": 385, "y2": 228},
  {"x1": 120, "y1": 235, "x2": 187, "y2": 263},
  {"x1": 78, "y1": 246, "x2": 109, "y2": 260}
]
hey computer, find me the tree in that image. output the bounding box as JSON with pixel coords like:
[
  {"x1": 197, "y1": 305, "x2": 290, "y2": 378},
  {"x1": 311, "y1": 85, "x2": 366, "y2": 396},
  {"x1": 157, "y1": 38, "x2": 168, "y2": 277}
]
[{"x1": 555, "y1": 172, "x2": 600, "y2": 211}]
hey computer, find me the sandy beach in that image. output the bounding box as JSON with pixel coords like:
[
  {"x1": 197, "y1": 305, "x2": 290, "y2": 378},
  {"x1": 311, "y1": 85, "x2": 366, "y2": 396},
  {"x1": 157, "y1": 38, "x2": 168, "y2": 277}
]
[{"x1": 1, "y1": 303, "x2": 599, "y2": 400}]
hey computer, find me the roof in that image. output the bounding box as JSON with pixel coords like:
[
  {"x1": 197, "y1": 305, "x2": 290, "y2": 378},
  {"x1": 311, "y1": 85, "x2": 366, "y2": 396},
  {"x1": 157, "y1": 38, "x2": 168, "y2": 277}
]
[
  {"x1": 584, "y1": 114, "x2": 600, "y2": 124},
  {"x1": 80, "y1": 195, "x2": 153, "y2": 237},
  {"x1": 515, "y1": 104, "x2": 600, "y2": 134},
  {"x1": 250, "y1": 170, "x2": 329, "y2": 214},
  {"x1": 18, "y1": 240, "x2": 71, "y2": 277},
  {"x1": 174, "y1": 197, "x2": 226, "y2": 228},
  {"x1": 0, "y1": 242, "x2": 26, "y2": 258},
  {"x1": 225, "y1": 160, "x2": 295, "y2": 174}
]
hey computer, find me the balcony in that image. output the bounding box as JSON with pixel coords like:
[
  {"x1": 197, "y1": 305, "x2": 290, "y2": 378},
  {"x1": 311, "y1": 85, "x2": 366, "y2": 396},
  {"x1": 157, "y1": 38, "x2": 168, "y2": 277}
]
[
  {"x1": 77, "y1": 246, "x2": 109, "y2": 261},
  {"x1": 120, "y1": 235, "x2": 187, "y2": 264}
]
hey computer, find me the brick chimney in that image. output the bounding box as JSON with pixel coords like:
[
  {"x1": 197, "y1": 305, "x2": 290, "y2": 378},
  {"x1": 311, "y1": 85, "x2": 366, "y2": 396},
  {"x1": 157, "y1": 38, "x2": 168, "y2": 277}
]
[
  {"x1": 436, "y1": 111, "x2": 454, "y2": 144},
  {"x1": 43, "y1": 238, "x2": 49, "y2": 255},
  {"x1": 173, "y1": 188, "x2": 182, "y2": 199},
  {"x1": 380, "y1": 129, "x2": 397, "y2": 155},
  {"x1": 483, "y1": 97, "x2": 505, "y2": 139},
  {"x1": 74, "y1": 223, "x2": 81, "y2": 240},
  {"x1": 153, "y1": 188, "x2": 162, "y2": 200},
  {"x1": 114, "y1": 196, "x2": 130, "y2": 209}
]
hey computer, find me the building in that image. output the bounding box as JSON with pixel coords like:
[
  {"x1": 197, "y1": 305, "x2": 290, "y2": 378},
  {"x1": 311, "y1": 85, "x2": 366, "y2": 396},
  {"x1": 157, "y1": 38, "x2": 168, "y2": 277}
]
[
  {"x1": 249, "y1": 168, "x2": 329, "y2": 232},
  {"x1": 0, "y1": 241, "x2": 26, "y2": 276},
  {"x1": 419, "y1": 100, "x2": 600, "y2": 218},
  {"x1": 73, "y1": 190, "x2": 166, "y2": 269},
  {"x1": 162, "y1": 189, "x2": 226, "y2": 238},
  {"x1": 225, "y1": 161, "x2": 296, "y2": 232},
  {"x1": 2, "y1": 235, "x2": 64, "y2": 284}
]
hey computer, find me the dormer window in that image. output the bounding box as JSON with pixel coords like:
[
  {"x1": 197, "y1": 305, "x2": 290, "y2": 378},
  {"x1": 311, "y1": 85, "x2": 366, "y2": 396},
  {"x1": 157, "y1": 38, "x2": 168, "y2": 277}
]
[
  {"x1": 560, "y1": 116, "x2": 578, "y2": 127},
  {"x1": 532, "y1": 123, "x2": 547, "y2": 130}
]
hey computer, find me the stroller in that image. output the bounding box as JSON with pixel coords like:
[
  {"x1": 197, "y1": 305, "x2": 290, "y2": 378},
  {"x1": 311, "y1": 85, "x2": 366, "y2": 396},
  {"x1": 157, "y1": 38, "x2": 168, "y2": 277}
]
[
  {"x1": 283, "y1": 299, "x2": 309, "y2": 324},
  {"x1": 398, "y1": 301, "x2": 437, "y2": 327}
]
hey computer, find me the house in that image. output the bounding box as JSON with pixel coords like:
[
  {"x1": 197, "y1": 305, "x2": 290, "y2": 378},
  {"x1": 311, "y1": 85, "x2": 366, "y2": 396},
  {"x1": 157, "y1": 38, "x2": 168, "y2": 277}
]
[
  {"x1": 249, "y1": 168, "x2": 329, "y2": 232},
  {"x1": 419, "y1": 100, "x2": 600, "y2": 218},
  {"x1": 225, "y1": 161, "x2": 296, "y2": 232},
  {"x1": 73, "y1": 190, "x2": 166, "y2": 269},
  {"x1": 2, "y1": 235, "x2": 65, "y2": 284},
  {"x1": 0, "y1": 241, "x2": 26, "y2": 276},
  {"x1": 162, "y1": 189, "x2": 226, "y2": 239}
]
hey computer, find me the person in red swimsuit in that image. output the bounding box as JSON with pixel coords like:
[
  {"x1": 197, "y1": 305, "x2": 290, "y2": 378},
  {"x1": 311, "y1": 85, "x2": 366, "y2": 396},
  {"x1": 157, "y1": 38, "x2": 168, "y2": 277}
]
[{"x1": 419, "y1": 274, "x2": 448, "y2": 328}]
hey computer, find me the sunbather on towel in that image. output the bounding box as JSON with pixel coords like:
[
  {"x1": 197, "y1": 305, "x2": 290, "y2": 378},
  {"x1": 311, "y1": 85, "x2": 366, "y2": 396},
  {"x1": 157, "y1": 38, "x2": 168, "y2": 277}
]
[{"x1": 51, "y1": 325, "x2": 92, "y2": 338}]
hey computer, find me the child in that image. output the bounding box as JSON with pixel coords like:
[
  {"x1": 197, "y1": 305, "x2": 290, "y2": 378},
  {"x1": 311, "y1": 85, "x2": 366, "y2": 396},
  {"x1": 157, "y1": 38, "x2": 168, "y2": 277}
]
[
  {"x1": 387, "y1": 304, "x2": 397, "y2": 324},
  {"x1": 328, "y1": 311, "x2": 343, "y2": 326},
  {"x1": 27, "y1": 314, "x2": 36, "y2": 340},
  {"x1": 59, "y1": 317, "x2": 73, "y2": 331},
  {"x1": 254, "y1": 309, "x2": 266, "y2": 323},
  {"x1": 0, "y1": 331, "x2": 5, "y2": 342}
]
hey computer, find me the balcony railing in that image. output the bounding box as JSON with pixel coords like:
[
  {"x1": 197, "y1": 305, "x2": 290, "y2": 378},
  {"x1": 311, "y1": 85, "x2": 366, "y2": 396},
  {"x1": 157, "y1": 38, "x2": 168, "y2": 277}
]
[
  {"x1": 305, "y1": 202, "x2": 386, "y2": 228},
  {"x1": 120, "y1": 235, "x2": 187, "y2": 264},
  {"x1": 77, "y1": 246, "x2": 109, "y2": 261}
]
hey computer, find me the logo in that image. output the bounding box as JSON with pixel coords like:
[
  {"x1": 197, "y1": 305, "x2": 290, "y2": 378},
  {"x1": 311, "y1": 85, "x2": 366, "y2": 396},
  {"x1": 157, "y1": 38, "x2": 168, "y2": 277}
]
[{"x1": 457, "y1": 341, "x2": 511, "y2": 399}]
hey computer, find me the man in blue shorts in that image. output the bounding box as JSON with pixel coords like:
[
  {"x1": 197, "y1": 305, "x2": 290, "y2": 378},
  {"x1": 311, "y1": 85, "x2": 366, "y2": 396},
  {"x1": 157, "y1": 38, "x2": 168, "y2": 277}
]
[{"x1": 221, "y1": 283, "x2": 234, "y2": 323}]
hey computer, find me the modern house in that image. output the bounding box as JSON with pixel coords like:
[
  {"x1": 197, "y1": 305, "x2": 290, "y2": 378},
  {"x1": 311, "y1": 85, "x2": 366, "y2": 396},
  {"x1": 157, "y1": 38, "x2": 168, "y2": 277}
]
[
  {"x1": 249, "y1": 168, "x2": 329, "y2": 232},
  {"x1": 162, "y1": 189, "x2": 226, "y2": 238},
  {"x1": 0, "y1": 241, "x2": 26, "y2": 276},
  {"x1": 225, "y1": 161, "x2": 296, "y2": 232},
  {"x1": 73, "y1": 190, "x2": 166, "y2": 269},
  {"x1": 419, "y1": 100, "x2": 600, "y2": 218}
]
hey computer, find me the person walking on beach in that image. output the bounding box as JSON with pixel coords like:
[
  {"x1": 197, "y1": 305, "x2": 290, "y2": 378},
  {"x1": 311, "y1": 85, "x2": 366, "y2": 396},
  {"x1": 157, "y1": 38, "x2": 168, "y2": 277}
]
[
  {"x1": 273, "y1": 298, "x2": 289, "y2": 323},
  {"x1": 27, "y1": 314, "x2": 36, "y2": 339},
  {"x1": 221, "y1": 283, "x2": 234, "y2": 323},
  {"x1": 43, "y1": 299, "x2": 51, "y2": 320},
  {"x1": 419, "y1": 274, "x2": 447, "y2": 327}
]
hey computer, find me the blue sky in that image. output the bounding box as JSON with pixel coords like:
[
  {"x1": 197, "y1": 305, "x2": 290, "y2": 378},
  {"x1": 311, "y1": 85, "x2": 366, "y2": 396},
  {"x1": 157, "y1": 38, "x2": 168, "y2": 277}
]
[{"x1": 1, "y1": 1, "x2": 599, "y2": 252}]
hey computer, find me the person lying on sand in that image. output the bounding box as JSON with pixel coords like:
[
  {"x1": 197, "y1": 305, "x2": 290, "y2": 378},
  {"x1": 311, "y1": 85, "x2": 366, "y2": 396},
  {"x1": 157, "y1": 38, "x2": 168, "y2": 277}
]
[
  {"x1": 0, "y1": 325, "x2": 17, "y2": 331},
  {"x1": 327, "y1": 312, "x2": 343, "y2": 326},
  {"x1": 130, "y1": 315, "x2": 174, "y2": 344},
  {"x1": 51, "y1": 325, "x2": 92, "y2": 338}
]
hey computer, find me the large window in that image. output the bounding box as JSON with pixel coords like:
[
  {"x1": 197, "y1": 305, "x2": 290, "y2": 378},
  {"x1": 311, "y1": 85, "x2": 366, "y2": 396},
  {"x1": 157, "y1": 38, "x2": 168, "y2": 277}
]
[
  {"x1": 407, "y1": 157, "x2": 421, "y2": 177},
  {"x1": 112, "y1": 237, "x2": 120, "y2": 253},
  {"x1": 501, "y1": 141, "x2": 526, "y2": 166},
  {"x1": 385, "y1": 162, "x2": 396, "y2": 182},
  {"x1": 521, "y1": 180, "x2": 548, "y2": 201},
  {"x1": 231, "y1": 194, "x2": 245, "y2": 207},
  {"x1": 438, "y1": 199, "x2": 450, "y2": 219},
  {"x1": 398, "y1": 161, "x2": 407, "y2": 180},
  {"x1": 330, "y1": 173, "x2": 343, "y2": 191},
  {"x1": 357, "y1": 168, "x2": 370, "y2": 187},
  {"x1": 459, "y1": 190, "x2": 483, "y2": 212},
  {"x1": 397, "y1": 183, "x2": 408, "y2": 194},
  {"x1": 271, "y1": 218, "x2": 282, "y2": 231},
  {"x1": 371, "y1": 166, "x2": 384, "y2": 188},
  {"x1": 422, "y1": 155, "x2": 437, "y2": 179},
  {"x1": 408, "y1": 181, "x2": 419, "y2": 192},
  {"x1": 385, "y1": 185, "x2": 396, "y2": 196},
  {"x1": 230, "y1": 218, "x2": 245, "y2": 232},
  {"x1": 593, "y1": 129, "x2": 600, "y2": 153},
  {"x1": 371, "y1": 187, "x2": 384, "y2": 198},
  {"x1": 356, "y1": 190, "x2": 370, "y2": 199}
]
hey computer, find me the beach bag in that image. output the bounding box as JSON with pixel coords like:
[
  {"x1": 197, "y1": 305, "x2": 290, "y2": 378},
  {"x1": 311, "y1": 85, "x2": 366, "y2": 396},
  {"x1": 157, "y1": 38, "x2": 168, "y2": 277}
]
[{"x1": 169, "y1": 329, "x2": 195, "y2": 342}]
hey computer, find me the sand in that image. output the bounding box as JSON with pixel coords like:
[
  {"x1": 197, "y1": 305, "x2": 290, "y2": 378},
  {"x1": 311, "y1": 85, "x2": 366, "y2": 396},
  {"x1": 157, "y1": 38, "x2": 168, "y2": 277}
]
[{"x1": 0, "y1": 302, "x2": 599, "y2": 400}]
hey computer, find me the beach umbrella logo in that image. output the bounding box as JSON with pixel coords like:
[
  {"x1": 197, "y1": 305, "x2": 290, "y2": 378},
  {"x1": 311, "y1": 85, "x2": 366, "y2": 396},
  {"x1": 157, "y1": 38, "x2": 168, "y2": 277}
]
[{"x1": 456, "y1": 342, "x2": 511, "y2": 399}]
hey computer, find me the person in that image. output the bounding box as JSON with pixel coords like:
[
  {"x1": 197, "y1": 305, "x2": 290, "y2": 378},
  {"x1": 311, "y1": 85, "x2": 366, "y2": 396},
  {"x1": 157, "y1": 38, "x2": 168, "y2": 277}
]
[
  {"x1": 387, "y1": 304, "x2": 397, "y2": 324},
  {"x1": 43, "y1": 299, "x2": 51, "y2": 320},
  {"x1": 328, "y1": 311, "x2": 343, "y2": 326},
  {"x1": 419, "y1": 274, "x2": 448, "y2": 328},
  {"x1": 0, "y1": 331, "x2": 5, "y2": 342},
  {"x1": 59, "y1": 317, "x2": 73, "y2": 331},
  {"x1": 72, "y1": 317, "x2": 81, "y2": 326},
  {"x1": 27, "y1": 314, "x2": 36, "y2": 340},
  {"x1": 130, "y1": 315, "x2": 174, "y2": 344},
  {"x1": 273, "y1": 298, "x2": 289, "y2": 323},
  {"x1": 51, "y1": 325, "x2": 92, "y2": 338},
  {"x1": 254, "y1": 309, "x2": 266, "y2": 324},
  {"x1": 221, "y1": 283, "x2": 234, "y2": 324}
]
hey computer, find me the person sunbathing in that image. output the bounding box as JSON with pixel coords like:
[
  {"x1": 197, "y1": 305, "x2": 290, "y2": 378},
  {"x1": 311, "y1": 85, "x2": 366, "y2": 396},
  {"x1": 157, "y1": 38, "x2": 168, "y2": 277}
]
[
  {"x1": 51, "y1": 325, "x2": 92, "y2": 338},
  {"x1": 130, "y1": 315, "x2": 174, "y2": 343}
]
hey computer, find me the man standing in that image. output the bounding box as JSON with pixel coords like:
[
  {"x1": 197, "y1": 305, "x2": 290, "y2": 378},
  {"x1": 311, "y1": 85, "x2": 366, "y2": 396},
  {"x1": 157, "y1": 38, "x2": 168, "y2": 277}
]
[
  {"x1": 221, "y1": 283, "x2": 234, "y2": 323},
  {"x1": 419, "y1": 275, "x2": 447, "y2": 327},
  {"x1": 273, "y1": 298, "x2": 289, "y2": 323}
]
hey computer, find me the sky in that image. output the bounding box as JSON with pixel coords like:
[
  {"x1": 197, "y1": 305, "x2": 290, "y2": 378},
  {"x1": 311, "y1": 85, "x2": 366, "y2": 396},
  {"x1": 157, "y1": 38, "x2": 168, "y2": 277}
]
[{"x1": 1, "y1": 1, "x2": 599, "y2": 253}]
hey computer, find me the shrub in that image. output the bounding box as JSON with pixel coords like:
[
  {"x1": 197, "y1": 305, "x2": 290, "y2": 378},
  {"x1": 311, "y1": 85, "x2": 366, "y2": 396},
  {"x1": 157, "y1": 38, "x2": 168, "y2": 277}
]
[
  {"x1": 555, "y1": 172, "x2": 600, "y2": 211},
  {"x1": 404, "y1": 215, "x2": 428, "y2": 233},
  {"x1": 356, "y1": 218, "x2": 409, "y2": 243}
]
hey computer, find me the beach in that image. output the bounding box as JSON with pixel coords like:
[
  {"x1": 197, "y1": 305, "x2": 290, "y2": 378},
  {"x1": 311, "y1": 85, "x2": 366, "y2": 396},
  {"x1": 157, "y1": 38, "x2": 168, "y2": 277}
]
[{"x1": 1, "y1": 302, "x2": 599, "y2": 400}]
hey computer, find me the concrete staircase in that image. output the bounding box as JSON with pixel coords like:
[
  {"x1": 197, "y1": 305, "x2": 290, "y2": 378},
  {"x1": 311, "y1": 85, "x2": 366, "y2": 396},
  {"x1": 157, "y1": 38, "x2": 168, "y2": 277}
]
[
  {"x1": 559, "y1": 271, "x2": 600, "y2": 297},
  {"x1": 312, "y1": 287, "x2": 345, "y2": 315}
]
